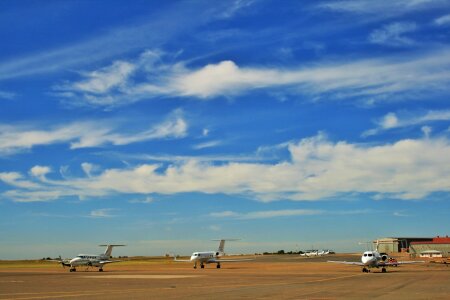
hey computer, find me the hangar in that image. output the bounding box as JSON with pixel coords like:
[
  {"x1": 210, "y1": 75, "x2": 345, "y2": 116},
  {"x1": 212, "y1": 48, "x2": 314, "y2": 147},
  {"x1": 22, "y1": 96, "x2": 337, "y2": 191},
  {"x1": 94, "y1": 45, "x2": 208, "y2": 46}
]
[
  {"x1": 373, "y1": 237, "x2": 433, "y2": 254},
  {"x1": 409, "y1": 236, "x2": 450, "y2": 258}
]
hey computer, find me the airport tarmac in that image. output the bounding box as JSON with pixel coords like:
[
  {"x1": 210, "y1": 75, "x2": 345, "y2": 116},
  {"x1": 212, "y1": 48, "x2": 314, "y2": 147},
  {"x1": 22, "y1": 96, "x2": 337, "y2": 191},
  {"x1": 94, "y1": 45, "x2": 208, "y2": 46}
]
[{"x1": 0, "y1": 254, "x2": 448, "y2": 299}]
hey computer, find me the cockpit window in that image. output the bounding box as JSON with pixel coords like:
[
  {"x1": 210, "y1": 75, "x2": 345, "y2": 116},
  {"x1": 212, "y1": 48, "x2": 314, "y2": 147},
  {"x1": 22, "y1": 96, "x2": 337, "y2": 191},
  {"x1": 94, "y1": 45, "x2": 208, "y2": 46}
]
[
  {"x1": 368, "y1": 253, "x2": 373, "y2": 257},
  {"x1": 363, "y1": 254, "x2": 367, "y2": 257}
]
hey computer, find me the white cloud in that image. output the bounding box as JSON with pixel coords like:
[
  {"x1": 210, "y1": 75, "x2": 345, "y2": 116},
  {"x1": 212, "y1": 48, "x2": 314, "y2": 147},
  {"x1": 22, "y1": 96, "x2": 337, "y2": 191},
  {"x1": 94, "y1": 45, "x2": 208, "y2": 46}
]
[
  {"x1": 71, "y1": 61, "x2": 135, "y2": 94},
  {"x1": 0, "y1": 172, "x2": 39, "y2": 189},
  {"x1": 318, "y1": 0, "x2": 447, "y2": 17},
  {"x1": 393, "y1": 211, "x2": 411, "y2": 217},
  {"x1": 81, "y1": 162, "x2": 99, "y2": 178},
  {"x1": 89, "y1": 208, "x2": 116, "y2": 218},
  {"x1": 0, "y1": 113, "x2": 187, "y2": 155},
  {"x1": 434, "y1": 14, "x2": 450, "y2": 26},
  {"x1": 421, "y1": 126, "x2": 432, "y2": 138},
  {"x1": 129, "y1": 196, "x2": 154, "y2": 204},
  {"x1": 363, "y1": 110, "x2": 450, "y2": 136},
  {"x1": 368, "y1": 22, "x2": 417, "y2": 47},
  {"x1": 57, "y1": 48, "x2": 450, "y2": 106},
  {"x1": 2, "y1": 134, "x2": 450, "y2": 202},
  {"x1": 210, "y1": 209, "x2": 372, "y2": 219},
  {"x1": 210, "y1": 209, "x2": 322, "y2": 220},
  {"x1": 192, "y1": 140, "x2": 222, "y2": 150},
  {"x1": 29, "y1": 166, "x2": 51, "y2": 179},
  {"x1": 220, "y1": 0, "x2": 256, "y2": 19}
]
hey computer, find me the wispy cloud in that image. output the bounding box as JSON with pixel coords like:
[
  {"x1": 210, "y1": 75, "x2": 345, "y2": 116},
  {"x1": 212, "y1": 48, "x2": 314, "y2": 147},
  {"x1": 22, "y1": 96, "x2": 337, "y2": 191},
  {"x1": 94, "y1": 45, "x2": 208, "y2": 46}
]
[
  {"x1": 0, "y1": 1, "x2": 247, "y2": 81},
  {"x1": 2, "y1": 134, "x2": 450, "y2": 202},
  {"x1": 129, "y1": 196, "x2": 154, "y2": 204},
  {"x1": 56, "y1": 48, "x2": 450, "y2": 106},
  {"x1": 192, "y1": 140, "x2": 222, "y2": 150},
  {"x1": 219, "y1": 0, "x2": 256, "y2": 19},
  {"x1": 71, "y1": 61, "x2": 135, "y2": 94},
  {"x1": 210, "y1": 209, "x2": 371, "y2": 220},
  {"x1": 368, "y1": 22, "x2": 417, "y2": 47},
  {"x1": 363, "y1": 110, "x2": 450, "y2": 136},
  {"x1": 0, "y1": 90, "x2": 16, "y2": 100},
  {"x1": 434, "y1": 14, "x2": 450, "y2": 26},
  {"x1": 317, "y1": 0, "x2": 448, "y2": 18},
  {"x1": 393, "y1": 211, "x2": 411, "y2": 217},
  {"x1": 210, "y1": 209, "x2": 322, "y2": 219},
  {"x1": 0, "y1": 112, "x2": 187, "y2": 155},
  {"x1": 89, "y1": 208, "x2": 116, "y2": 218}
]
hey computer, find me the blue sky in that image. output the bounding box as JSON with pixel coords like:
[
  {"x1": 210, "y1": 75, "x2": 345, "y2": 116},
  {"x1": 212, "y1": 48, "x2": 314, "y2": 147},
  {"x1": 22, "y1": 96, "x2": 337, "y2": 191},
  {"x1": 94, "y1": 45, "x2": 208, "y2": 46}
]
[{"x1": 1, "y1": 0, "x2": 450, "y2": 259}]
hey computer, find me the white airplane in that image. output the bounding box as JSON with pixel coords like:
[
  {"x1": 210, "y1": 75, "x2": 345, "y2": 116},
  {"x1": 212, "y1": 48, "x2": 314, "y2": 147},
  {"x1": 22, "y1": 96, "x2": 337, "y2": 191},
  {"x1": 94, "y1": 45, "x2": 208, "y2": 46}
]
[
  {"x1": 328, "y1": 250, "x2": 424, "y2": 273},
  {"x1": 174, "y1": 239, "x2": 253, "y2": 269},
  {"x1": 57, "y1": 244, "x2": 125, "y2": 272},
  {"x1": 300, "y1": 250, "x2": 319, "y2": 257},
  {"x1": 318, "y1": 249, "x2": 330, "y2": 256}
]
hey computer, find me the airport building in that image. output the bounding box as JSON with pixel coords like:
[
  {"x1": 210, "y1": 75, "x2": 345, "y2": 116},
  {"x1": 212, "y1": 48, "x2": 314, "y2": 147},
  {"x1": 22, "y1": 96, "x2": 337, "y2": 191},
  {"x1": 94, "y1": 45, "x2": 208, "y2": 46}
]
[
  {"x1": 373, "y1": 237, "x2": 434, "y2": 253},
  {"x1": 409, "y1": 236, "x2": 450, "y2": 258}
]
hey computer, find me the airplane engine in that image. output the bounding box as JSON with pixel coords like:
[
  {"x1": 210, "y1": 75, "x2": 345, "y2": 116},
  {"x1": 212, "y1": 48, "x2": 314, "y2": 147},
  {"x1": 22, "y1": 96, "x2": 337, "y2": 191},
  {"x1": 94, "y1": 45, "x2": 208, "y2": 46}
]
[{"x1": 381, "y1": 254, "x2": 388, "y2": 261}]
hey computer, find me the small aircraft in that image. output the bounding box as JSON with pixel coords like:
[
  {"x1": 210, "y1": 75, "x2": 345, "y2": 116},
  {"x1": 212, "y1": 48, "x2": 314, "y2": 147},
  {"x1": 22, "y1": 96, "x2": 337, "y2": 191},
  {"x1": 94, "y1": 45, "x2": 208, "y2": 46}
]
[
  {"x1": 300, "y1": 250, "x2": 319, "y2": 257},
  {"x1": 174, "y1": 239, "x2": 253, "y2": 269},
  {"x1": 56, "y1": 244, "x2": 125, "y2": 272},
  {"x1": 300, "y1": 249, "x2": 331, "y2": 257},
  {"x1": 328, "y1": 250, "x2": 424, "y2": 273}
]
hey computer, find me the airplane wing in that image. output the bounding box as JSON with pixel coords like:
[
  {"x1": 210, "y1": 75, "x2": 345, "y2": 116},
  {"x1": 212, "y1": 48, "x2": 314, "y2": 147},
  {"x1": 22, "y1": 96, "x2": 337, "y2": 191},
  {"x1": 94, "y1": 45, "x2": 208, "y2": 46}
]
[
  {"x1": 173, "y1": 257, "x2": 192, "y2": 262},
  {"x1": 98, "y1": 260, "x2": 121, "y2": 264},
  {"x1": 327, "y1": 260, "x2": 364, "y2": 266},
  {"x1": 207, "y1": 258, "x2": 254, "y2": 263},
  {"x1": 378, "y1": 260, "x2": 425, "y2": 266}
]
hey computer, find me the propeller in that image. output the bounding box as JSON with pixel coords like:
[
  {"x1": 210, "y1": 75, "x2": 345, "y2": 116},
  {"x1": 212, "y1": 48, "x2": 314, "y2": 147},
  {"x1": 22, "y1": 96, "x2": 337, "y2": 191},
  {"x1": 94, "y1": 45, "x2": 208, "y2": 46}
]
[{"x1": 59, "y1": 255, "x2": 66, "y2": 269}]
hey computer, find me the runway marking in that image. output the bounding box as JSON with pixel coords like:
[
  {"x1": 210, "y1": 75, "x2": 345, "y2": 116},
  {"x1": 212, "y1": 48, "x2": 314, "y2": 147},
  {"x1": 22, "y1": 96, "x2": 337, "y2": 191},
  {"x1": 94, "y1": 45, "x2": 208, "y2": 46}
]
[
  {"x1": 83, "y1": 274, "x2": 203, "y2": 279},
  {"x1": 302, "y1": 273, "x2": 365, "y2": 283}
]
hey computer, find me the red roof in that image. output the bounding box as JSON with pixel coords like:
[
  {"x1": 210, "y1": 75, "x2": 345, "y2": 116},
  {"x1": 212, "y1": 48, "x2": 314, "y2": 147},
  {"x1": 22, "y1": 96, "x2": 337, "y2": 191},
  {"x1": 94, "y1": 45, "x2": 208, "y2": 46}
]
[{"x1": 411, "y1": 236, "x2": 450, "y2": 245}]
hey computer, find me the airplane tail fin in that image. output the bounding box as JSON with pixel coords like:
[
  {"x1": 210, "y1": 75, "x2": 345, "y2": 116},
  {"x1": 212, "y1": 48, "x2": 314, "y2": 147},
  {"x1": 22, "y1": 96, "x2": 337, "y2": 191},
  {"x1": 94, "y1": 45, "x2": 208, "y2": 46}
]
[
  {"x1": 99, "y1": 244, "x2": 125, "y2": 257},
  {"x1": 213, "y1": 239, "x2": 240, "y2": 256}
]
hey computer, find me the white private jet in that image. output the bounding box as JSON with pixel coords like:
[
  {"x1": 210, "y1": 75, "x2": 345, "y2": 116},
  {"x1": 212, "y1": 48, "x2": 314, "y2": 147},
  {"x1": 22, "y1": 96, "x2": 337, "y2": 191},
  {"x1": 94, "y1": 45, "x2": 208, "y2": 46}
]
[
  {"x1": 300, "y1": 250, "x2": 318, "y2": 257},
  {"x1": 57, "y1": 244, "x2": 125, "y2": 272},
  {"x1": 318, "y1": 249, "x2": 331, "y2": 256},
  {"x1": 328, "y1": 250, "x2": 424, "y2": 273},
  {"x1": 174, "y1": 239, "x2": 253, "y2": 269}
]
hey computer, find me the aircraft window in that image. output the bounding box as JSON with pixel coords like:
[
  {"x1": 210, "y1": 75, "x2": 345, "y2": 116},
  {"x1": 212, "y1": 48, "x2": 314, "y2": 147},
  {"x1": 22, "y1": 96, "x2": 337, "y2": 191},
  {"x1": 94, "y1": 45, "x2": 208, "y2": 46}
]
[
  {"x1": 363, "y1": 254, "x2": 367, "y2": 257},
  {"x1": 368, "y1": 253, "x2": 373, "y2": 257}
]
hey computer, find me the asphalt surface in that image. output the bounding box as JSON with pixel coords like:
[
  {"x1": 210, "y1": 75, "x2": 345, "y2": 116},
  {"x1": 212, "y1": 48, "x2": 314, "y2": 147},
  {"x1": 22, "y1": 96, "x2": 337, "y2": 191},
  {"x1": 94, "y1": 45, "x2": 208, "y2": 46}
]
[{"x1": 0, "y1": 255, "x2": 448, "y2": 299}]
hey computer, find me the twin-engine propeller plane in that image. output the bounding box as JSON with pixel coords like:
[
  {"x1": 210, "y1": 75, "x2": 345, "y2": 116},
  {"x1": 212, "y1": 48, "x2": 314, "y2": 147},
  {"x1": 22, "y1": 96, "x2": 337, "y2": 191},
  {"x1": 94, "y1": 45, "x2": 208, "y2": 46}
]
[
  {"x1": 57, "y1": 244, "x2": 125, "y2": 272},
  {"x1": 174, "y1": 239, "x2": 253, "y2": 269},
  {"x1": 328, "y1": 250, "x2": 424, "y2": 273}
]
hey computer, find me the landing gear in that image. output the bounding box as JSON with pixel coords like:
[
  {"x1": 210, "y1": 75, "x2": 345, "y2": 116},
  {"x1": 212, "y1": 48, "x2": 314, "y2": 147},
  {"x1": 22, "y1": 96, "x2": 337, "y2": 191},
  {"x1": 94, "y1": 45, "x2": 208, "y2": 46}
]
[
  {"x1": 362, "y1": 267, "x2": 369, "y2": 273},
  {"x1": 99, "y1": 268, "x2": 103, "y2": 272},
  {"x1": 216, "y1": 263, "x2": 221, "y2": 269},
  {"x1": 381, "y1": 267, "x2": 387, "y2": 273},
  {"x1": 200, "y1": 264, "x2": 205, "y2": 269},
  {"x1": 70, "y1": 268, "x2": 76, "y2": 272}
]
